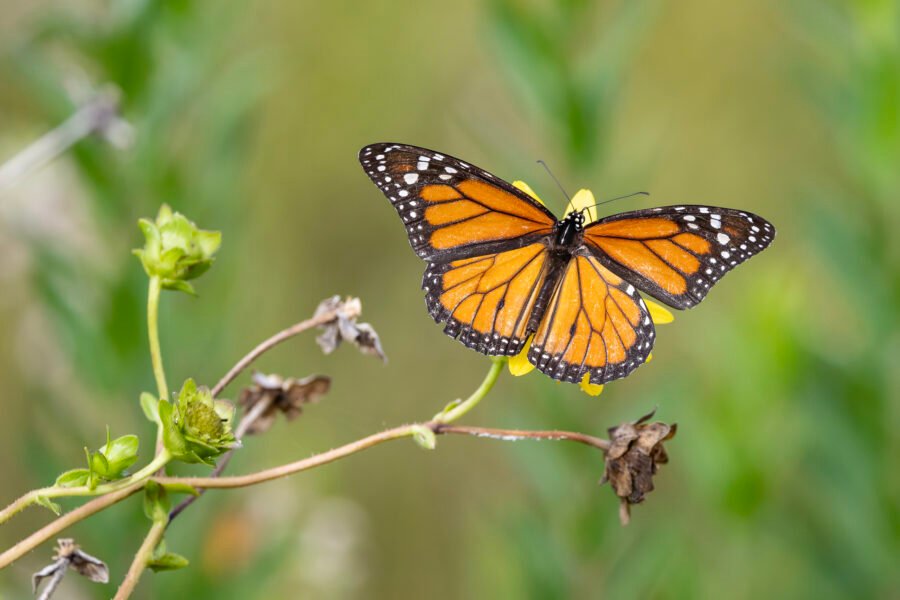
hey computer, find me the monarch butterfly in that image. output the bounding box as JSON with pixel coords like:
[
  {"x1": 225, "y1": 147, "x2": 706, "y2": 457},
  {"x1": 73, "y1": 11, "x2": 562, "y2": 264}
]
[{"x1": 359, "y1": 143, "x2": 775, "y2": 385}]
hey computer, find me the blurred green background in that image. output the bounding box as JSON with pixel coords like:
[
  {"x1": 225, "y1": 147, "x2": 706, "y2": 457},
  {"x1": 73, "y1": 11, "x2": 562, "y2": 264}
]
[{"x1": 0, "y1": 0, "x2": 897, "y2": 598}]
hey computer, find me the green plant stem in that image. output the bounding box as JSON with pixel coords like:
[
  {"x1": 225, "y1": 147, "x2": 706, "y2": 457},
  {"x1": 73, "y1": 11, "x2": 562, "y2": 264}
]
[
  {"x1": 147, "y1": 276, "x2": 168, "y2": 402},
  {"x1": 432, "y1": 357, "x2": 506, "y2": 424},
  {"x1": 114, "y1": 518, "x2": 167, "y2": 600},
  {"x1": 0, "y1": 482, "x2": 144, "y2": 569},
  {"x1": 0, "y1": 451, "x2": 171, "y2": 525}
]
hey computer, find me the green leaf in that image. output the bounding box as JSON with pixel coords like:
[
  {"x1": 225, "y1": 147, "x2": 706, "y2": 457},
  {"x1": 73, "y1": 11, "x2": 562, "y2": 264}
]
[
  {"x1": 100, "y1": 434, "x2": 140, "y2": 478},
  {"x1": 137, "y1": 219, "x2": 160, "y2": 250},
  {"x1": 161, "y1": 279, "x2": 196, "y2": 295},
  {"x1": 89, "y1": 450, "x2": 110, "y2": 477},
  {"x1": 143, "y1": 481, "x2": 170, "y2": 522},
  {"x1": 177, "y1": 378, "x2": 198, "y2": 411},
  {"x1": 55, "y1": 468, "x2": 90, "y2": 488},
  {"x1": 195, "y1": 230, "x2": 222, "y2": 257},
  {"x1": 140, "y1": 392, "x2": 160, "y2": 424},
  {"x1": 35, "y1": 495, "x2": 61, "y2": 515},
  {"x1": 213, "y1": 399, "x2": 235, "y2": 422},
  {"x1": 156, "y1": 203, "x2": 174, "y2": 225},
  {"x1": 158, "y1": 399, "x2": 188, "y2": 459},
  {"x1": 180, "y1": 258, "x2": 212, "y2": 281},
  {"x1": 147, "y1": 551, "x2": 189, "y2": 572}
]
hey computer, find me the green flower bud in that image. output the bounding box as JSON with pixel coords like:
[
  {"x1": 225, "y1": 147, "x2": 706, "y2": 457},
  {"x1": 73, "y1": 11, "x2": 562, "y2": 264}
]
[
  {"x1": 159, "y1": 379, "x2": 239, "y2": 466},
  {"x1": 133, "y1": 204, "x2": 221, "y2": 294},
  {"x1": 98, "y1": 434, "x2": 140, "y2": 477},
  {"x1": 83, "y1": 431, "x2": 140, "y2": 489},
  {"x1": 51, "y1": 430, "x2": 141, "y2": 491}
]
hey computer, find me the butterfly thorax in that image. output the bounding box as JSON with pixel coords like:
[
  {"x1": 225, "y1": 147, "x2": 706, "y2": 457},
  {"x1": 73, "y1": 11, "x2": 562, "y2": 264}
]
[{"x1": 551, "y1": 211, "x2": 585, "y2": 253}]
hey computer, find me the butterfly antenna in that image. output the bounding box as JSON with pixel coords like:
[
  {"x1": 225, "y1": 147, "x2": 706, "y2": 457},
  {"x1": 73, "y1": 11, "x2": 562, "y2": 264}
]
[
  {"x1": 581, "y1": 191, "x2": 650, "y2": 213},
  {"x1": 536, "y1": 160, "x2": 570, "y2": 202}
]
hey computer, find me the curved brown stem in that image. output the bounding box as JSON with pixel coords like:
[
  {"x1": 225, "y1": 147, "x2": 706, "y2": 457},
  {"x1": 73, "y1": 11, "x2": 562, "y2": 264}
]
[
  {"x1": 211, "y1": 310, "x2": 340, "y2": 397},
  {"x1": 0, "y1": 421, "x2": 609, "y2": 570},
  {"x1": 0, "y1": 483, "x2": 143, "y2": 569},
  {"x1": 155, "y1": 422, "x2": 609, "y2": 490},
  {"x1": 113, "y1": 519, "x2": 166, "y2": 599},
  {"x1": 435, "y1": 424, "x2": 611, "y2": 450}
]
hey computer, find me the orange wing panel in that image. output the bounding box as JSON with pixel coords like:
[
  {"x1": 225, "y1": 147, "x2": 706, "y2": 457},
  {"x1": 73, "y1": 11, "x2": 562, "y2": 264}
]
[
  {"x1": 528, "y1": 254, "x2": 654, "y2": 384},
  {"x1": 583, "y1": 206, "x2": 775, "y2": 309},
  {"x1": 360, "y1": 144, "x2": 557, "y2": 261},
  {"x1": 424, "y1": 243, "x2": 551, "y2": 356}
]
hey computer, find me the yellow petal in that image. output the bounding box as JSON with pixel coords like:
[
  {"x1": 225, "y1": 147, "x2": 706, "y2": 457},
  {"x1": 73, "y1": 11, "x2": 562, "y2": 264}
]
[
  {"x1": 512, "y1": 181, "x2": 544, "y2": 205},
  {"x1": 508, "y1": 336, "x2": 535, "y2": 376},
  {"x1": 645, "y1": 299, "x2": 674, "y2": 324},
  {"x1": 565, "y1": 188, "x2": 597, "y2": 222},
  {"x1": 579, "y1": 374, "x2": 604, "y2": 396},
  {"x1": 646, "y1": 352, "x2": 653, "y2": 363}
]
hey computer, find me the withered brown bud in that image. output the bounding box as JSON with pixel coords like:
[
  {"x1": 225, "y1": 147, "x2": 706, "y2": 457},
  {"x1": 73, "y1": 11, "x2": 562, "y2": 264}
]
[
  {"x1": 238, "y1": 372, "x2": 331, "y2": 435},
  {"x1": 601, "y1": 409, "x2": 677, "y2": 525},
  {"x1": 315, "y1": 296, "x2": 387, "y2": 362},
  {"x1": 33, "y1": 538, "x2": 108, "y2": 598}
]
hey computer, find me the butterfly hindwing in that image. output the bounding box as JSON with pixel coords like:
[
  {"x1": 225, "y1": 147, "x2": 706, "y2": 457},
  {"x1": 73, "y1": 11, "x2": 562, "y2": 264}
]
[
  {"x1": 423, "y1": 243, "x2": 553, "y2": 356},
  {"x1": 582, "y1": 205, "x2": 775, "y2": 309},
  {"x1": 360, "y1": 143, "x2": 557, "y2": 262},
  {"x1": 529, "y1": 251, "x2": 655, "y2": 384}
]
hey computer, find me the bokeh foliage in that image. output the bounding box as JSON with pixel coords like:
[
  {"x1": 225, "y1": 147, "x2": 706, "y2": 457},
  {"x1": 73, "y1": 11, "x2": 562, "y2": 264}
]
[{"x1": 0, "y1": 0, "x2": 897, "y2": 598}]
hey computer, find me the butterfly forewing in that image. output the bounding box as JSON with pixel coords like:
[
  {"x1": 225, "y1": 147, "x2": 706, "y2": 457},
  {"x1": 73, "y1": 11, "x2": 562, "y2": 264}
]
[
  {"x1": 423, "y1": 243, "x2": 553, "y2": 355},
  {"x1": 359, "y1": 143, "x2": 557, "y2": 263},
  {"x1": 529, "y1": 252, "x2": 655, "y2": 384},
  {"x1": 582, "y1": 205, "x2": 775, "y2": 310}
]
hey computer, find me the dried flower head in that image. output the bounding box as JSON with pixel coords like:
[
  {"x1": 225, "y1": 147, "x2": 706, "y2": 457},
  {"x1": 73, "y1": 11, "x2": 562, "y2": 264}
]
[
  {"x1": 601, "y1": 409, "x2": 677, "y2": 525},
  {"x1": 315, "y1": 296, "x2": 387, "y2": 362},
  {"x1": 33, "y1": 538, "x2": 108, "y2": 597},
  {"x1": 239, "y1": 372, "x2": 331, "y2": 435}
]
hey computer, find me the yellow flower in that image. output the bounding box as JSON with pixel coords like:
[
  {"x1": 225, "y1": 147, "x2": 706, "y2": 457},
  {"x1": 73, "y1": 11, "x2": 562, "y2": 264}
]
[
  {"x1": 507, "y1": 335, "x2": 536, "y2": 376},
  {"x1": 645, "y1": 300, "x2": 673, "y2": 324},
  {"x1": 507, "y1": 182, "x2": 674, "y2": 396}
]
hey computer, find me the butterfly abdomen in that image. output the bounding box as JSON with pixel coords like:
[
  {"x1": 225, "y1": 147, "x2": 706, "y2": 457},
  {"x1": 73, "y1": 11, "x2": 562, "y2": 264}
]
[{"x1": 525, "y1": 253, "x2": 570, "y2": 333}]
